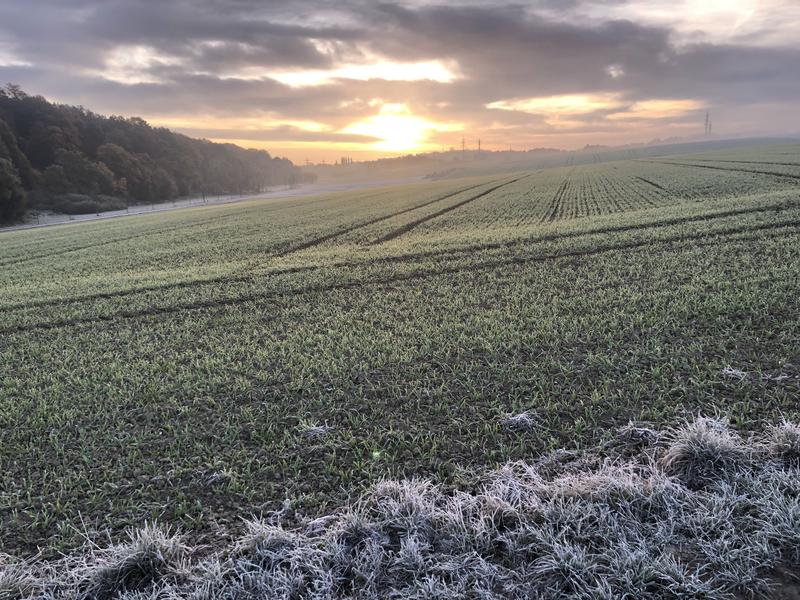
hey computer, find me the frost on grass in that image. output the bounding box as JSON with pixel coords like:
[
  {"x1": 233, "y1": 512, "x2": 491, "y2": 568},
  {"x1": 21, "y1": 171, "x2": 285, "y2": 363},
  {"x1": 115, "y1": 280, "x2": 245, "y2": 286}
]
[
  {"x1": 12, "y1": 417, "x2": 800, "y2": 599},
  {"x1": 762, "y1": 372, "x2": 792, "y2": 383},
  {"x1": 0, "y1": 555, "x2": 36, "y2": 600},
  {"x1": 659, "y1": 416, "x2": 750, "y2": 489},
  {"x1": 604, "y1": 421, "x2": 660, "y2": 456},
  {"x1": 52, "y1": 524, "x2": 189, "y2": 600},
  {"x1": 766, "y1": 420, "x2": 800, "y2": 465},
  {"x1": 297, "y1": 419, "x2": 334, "y2": 439},
  {"x1": 721, "y1": 366, "x2": 748, "y2": 381},
  {"x1": 500, "y1": 410, "x2": 536, "y2": 432}
]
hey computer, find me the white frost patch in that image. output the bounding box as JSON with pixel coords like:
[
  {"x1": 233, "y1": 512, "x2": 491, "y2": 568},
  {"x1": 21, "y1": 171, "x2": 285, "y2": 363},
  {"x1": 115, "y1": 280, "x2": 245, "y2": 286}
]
[
  {"x1": 721, "y1": 366, "x2": 747, "y2": 381},
  {"x1": 762, "y1": 372, "x2": 792, "y2": 382},
  {"x1": 298, "y1": 421, "x2": 334, "y2": 439},
  {"x1": 501, "y1": 411, "x2": 537, "y2": 432}
]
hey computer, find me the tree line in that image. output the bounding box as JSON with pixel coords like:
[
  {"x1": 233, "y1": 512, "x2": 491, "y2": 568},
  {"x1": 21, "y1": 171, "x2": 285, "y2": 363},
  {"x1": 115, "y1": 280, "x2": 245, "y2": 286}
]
[{"x1": 0, "y1": 84, "x2": 313, "y2": 223}]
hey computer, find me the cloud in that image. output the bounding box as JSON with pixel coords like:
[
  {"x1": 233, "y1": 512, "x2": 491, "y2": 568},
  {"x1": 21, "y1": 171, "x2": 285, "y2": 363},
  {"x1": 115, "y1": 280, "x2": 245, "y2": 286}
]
[
  {"x1": 488, "y1": 94, "x2": 625, "y2": 116},
  {"x1": 0, "y1": 0, "x2": 798, "y2": 159},
  {"x1": 168, "y1": 126, "x2": 381, "y2": 144},
  {"x1": 607, "y1": 99, "x2": 706, "y2": 121},
  {"x1": 266, "y1": 59, "x2": 460, "y2": 88}
]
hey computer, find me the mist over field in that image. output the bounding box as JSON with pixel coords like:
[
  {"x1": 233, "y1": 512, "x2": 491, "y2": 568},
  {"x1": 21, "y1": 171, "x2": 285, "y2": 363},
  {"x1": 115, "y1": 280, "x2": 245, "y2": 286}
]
[{"x1": 1, "y1": 2, "x2": 800, "y2": 598}]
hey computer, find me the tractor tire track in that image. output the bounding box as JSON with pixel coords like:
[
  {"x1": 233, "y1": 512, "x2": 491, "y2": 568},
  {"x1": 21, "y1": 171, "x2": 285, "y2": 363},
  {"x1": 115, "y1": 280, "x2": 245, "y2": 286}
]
[
  {"x1": 1, "y1": 184, "x2": 492, "y2": 309},
  {"x1": 273, "y1": 180, "x2": 496, "y2": 257},
  {"x1": 4, "y1": 218, "x2": 799, "y2": 336},
  {"x1": 634, "y1": 176, "x2": 669, "y2": 194},
  {"x1": 640, "y1": 160, "x2": 800, "y2": 181},
  {"x1": 1, "y1": 200, "x2": 796, "y2": 315},
  {"x1": 0, "y1": 193, "x2": 338, "y2": 268},
  {"x1": 689, "y1": 159, "x2": 800, "y2": 168},
  {"x1": 544, "y1": 175, "x2": 571, "y2": 222},
  {"x1": 0, "y1": 212, "x2": 243, "y2": 268},
  {"x1": 370, "y1": 175, "x2": 529, "y2": 244}
]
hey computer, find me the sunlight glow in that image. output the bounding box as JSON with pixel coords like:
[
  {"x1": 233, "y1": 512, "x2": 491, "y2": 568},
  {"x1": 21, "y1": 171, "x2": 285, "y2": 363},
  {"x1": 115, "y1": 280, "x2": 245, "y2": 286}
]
[{"x1": 342, "y1": 103, "x2": 459, "y2": 153}]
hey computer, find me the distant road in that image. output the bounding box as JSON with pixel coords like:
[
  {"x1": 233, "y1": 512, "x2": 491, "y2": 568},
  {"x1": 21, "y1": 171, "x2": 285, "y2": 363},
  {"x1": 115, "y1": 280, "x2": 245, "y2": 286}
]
[{"x1": 0, "y1": 176, "x2": 425, "y2": 233}]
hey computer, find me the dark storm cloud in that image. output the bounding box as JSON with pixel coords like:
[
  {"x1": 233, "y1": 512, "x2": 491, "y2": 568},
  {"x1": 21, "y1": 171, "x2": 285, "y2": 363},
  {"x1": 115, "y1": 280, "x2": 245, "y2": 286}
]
[{"x1": 0, "y1": 0, "x2": 798, "y2": 148}]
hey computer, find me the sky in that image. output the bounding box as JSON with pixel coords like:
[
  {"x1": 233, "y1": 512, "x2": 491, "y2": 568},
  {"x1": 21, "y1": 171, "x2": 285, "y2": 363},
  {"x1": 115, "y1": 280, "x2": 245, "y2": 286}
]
[{"x1": 0, "y1": 0, "x2": 798, "y2": 163}]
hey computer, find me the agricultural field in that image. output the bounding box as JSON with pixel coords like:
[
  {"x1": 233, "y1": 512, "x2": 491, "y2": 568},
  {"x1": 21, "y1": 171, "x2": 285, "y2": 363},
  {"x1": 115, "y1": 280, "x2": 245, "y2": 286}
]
[{"x1": 1, "y1": 142, "x2": 800, "y2": 596}]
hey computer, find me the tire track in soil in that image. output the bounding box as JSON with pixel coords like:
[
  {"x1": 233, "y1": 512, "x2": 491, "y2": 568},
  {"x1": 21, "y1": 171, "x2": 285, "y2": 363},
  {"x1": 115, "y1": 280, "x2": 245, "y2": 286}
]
[
  {"x1": 1, "y1": 200, "x2": 796, "y2": 315},
  {"x1": 273, "y1": 179, "x2": 498, "y2": 257},
  {"x1": 689, "y1": 159, "x2": 800, "y2": 168},
  {"x1": 0, "y1": 192, "x2": 349, "y2": 268},
  {"x1": 0, "y1": 213, "x2": 244, "y2": 268},
  {"x1": 0, "y1": 181, "x2": 499, "y2": 311},
  {"x1": 370, "y1": 175, "x2": 529, "y2": 244},
  {"x1": 545, "y1": 174, "x2": 571, "y2": 223},
  {"x1": 634, "y1": 176, "x2": 670, "y2": 195},
  {"x1": 640, "y1": 160, "x2": 800, "y2": 181},
  {"x1": 4, "y1": 218, "x2": 799, "y2": 336}
]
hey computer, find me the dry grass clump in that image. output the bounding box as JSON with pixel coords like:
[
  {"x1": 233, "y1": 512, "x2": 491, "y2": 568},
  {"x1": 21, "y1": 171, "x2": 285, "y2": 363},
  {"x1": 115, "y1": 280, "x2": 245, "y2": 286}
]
[
  {"x1": 606, "y1": 421, "x2": 660, "y2": 456},
  {"x1": 764, "y1": 420, "x2": 800, "y2": 465},
  {"x1": 88, "y1": 525, "x2": 188, "y2": 598},
  {"x1": 42, "y1": 524, "x2": 190, "y2": 600},
  {"x1": 659, "y1": 416, "x2": 751, "y2": 488},
  {"x1": 9, "y1": 417, "x2": 800, "y2": 599},
  {"x1": 0, "y1": 556, "x2": 37, "y2": 600},
  {"x1": 500, "y1": 411, "x2": 537, "y2": 432}
]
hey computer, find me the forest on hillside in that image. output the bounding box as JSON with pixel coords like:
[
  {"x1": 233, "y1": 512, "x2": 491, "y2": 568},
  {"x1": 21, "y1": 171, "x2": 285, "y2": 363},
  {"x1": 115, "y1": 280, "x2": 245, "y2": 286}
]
[{"x1": 0, "y1": 85, "x2": 313, "y2": 223}]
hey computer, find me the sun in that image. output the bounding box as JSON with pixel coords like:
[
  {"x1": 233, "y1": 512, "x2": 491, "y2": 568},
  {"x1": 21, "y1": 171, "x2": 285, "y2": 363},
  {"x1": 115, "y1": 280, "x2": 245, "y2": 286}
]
[{"x1": 343, "y1": 104, "x2": 450, "y2": 153}]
